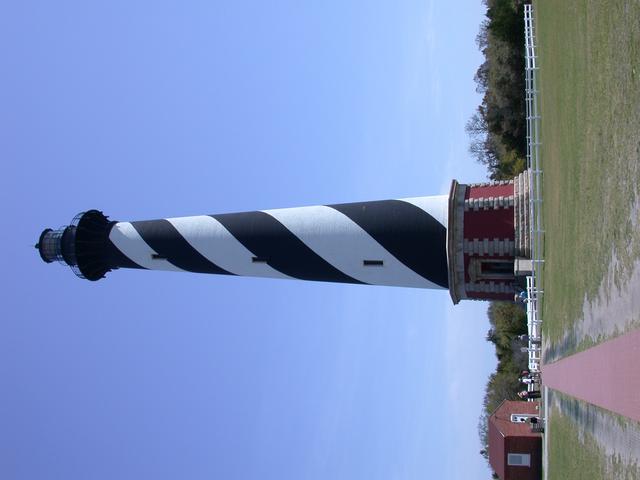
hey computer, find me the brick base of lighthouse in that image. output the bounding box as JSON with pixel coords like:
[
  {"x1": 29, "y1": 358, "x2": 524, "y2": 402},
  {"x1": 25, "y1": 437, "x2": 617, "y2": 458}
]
[{"x1": 447, "y1": 172, "x2": 530, "y2": 304}]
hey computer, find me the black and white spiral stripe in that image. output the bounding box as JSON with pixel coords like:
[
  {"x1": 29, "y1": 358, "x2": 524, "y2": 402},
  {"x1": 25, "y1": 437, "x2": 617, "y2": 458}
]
[{"x1": 107, "y1": 195, "x2": 449, "y2": 289}]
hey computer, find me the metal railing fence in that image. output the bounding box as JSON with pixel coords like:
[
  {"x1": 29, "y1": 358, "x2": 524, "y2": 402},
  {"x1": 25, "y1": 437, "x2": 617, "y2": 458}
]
[{"x1": 524, "y1": 3, "x2": 544, "y2": 375}]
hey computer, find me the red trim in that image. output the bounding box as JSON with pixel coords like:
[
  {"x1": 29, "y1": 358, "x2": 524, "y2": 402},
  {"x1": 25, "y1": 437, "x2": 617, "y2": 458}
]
[
  {"x1": 464, "y1": 209, "x2": 515, "y2": 239},
  {"x1": 468, "y1": 184, "x2": 514, "y2": 199}
]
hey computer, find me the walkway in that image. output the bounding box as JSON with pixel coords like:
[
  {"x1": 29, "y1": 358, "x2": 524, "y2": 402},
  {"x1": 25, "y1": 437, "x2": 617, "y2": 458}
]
[{"x1": 542, "y1": 328, "x2": 640, "y2": 422}]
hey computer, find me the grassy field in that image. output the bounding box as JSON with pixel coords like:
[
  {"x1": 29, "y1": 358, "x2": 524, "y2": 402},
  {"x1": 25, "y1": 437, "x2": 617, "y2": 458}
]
[
  {"x1": 537, "y1": 0, "x2": 640, "y2": 478},
  {"x1": 537, "y1": 0, "x2": 640, "y2": 353},
  {"x1": 546, "y1": 391, "x2": 640, "y2": 479},
  {"x1": 547, "y1": 405, "x2": 640, "y2": 479}
]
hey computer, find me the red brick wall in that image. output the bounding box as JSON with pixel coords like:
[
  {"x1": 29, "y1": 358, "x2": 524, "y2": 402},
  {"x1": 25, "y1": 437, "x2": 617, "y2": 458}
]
[
  {"x1": 467, "y1": 183, "x2": 514, "y2": 199},
  {"x1": 461, "y1": 182, "x2": 516, "y2": 301}
]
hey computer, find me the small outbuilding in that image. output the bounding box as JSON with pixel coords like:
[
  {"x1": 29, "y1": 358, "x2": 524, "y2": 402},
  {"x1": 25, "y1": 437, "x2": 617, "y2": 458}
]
[{"x1": 488, "y1": 400, "x2": 542, "y2": 480}]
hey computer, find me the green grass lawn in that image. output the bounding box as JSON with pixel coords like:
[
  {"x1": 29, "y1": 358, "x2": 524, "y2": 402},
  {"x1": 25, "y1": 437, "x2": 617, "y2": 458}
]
[
  {"x1": 546, "y1": 407, "x2": 640, "y2": 479},
  {"x1": 536, "y1": 0, "x2": 640, "y2": 477},
  {"x1": 546, "y1": 391, "x2": 640, "y2": 479},
  {"x1": 547, "y1": 409, "x2": 608, "y2": 479},
  {"x1": 537, "y1": 0, "x2": 640, "y2": 352}
]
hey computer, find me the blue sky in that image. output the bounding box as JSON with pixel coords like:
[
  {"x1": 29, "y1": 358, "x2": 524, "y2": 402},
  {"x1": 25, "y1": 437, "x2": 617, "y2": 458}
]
[{"x1": 2, "y1": 1, "x2": 496, "y2": 478}]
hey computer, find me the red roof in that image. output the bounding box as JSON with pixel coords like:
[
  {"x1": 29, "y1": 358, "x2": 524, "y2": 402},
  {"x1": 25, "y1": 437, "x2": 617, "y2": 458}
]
[{"x1": 488, "y1": 400, "x2": 540, "y2": 479}]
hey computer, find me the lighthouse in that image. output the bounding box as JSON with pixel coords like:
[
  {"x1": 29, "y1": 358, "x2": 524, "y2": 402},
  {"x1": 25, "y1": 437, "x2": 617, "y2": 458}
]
[{"x1": 36, "y1": 172, "x2": 531, "y2": 303}]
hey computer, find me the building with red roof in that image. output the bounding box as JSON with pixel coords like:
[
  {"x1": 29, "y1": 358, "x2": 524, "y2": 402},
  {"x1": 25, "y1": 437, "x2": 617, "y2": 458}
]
[{"x1": 488, "y1": 400, "x2": 542, "y2": 480}]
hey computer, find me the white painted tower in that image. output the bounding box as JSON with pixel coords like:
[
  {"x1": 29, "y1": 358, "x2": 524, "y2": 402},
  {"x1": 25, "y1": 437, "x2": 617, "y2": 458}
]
[
  {"x1": 37, "y1": 196, "x2": 449, "y2": 289},
  {"x1": 37, "y1": 174, "x2": 529, "y2": 302}
]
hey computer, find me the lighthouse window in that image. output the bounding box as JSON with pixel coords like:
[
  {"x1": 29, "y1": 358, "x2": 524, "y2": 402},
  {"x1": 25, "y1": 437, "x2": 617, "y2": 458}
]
[
  {"x1": 363, "y1": 260, "x2": 384, "y2": 266},
  {"x1": 252, "y1": 257, "x2": 268, "y2": 263},
  {"x1": 151, "y1": 253, "x2": 167, "y2": 260}
]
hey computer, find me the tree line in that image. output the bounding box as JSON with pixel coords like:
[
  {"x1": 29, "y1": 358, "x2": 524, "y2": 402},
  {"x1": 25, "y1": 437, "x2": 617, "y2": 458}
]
[
  {"x1": 477, "y1": 302, "x2": 528, "y2": 470},
  {"x1": 467, "y1": 0, "x2": 528, "y2": 180},
  {"x1": 467, "y1": 1, "x2": 530, "y2": 477}
]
